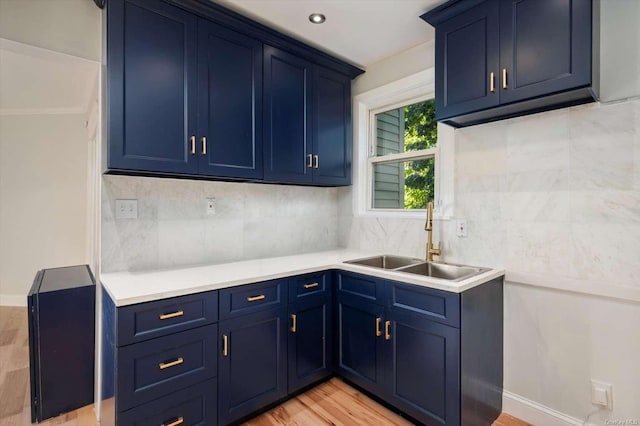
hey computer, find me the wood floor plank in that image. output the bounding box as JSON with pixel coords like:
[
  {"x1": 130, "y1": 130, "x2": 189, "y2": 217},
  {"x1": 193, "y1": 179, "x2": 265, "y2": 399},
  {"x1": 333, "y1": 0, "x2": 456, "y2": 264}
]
[
  {"x1": 0, "y1": 306, "x2": 528, "y2": 426},
  {"x1": 0, "y1": 330, "x2": 17, "y2": 347},
  {"x1": 0, "y1": 368, "x2": 29, "y2": 418}
]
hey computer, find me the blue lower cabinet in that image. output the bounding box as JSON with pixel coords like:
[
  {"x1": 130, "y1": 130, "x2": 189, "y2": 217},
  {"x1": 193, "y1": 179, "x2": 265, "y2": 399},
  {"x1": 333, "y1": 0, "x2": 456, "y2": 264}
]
[
  {"x1": 384, "y1": 312, "x2": 460, "y2": 426},
  {"x1": 117, "y1": 324, "x2": 218, "y2": 411},
  {"x1": 117, "y1": 379, "x2": 217, "y2": 425},
  {"x1": 335, "y1": 295, "x2": 386, "y2": 396},
  {"x1": 287, "y1": 298, "x2": 332, "y2": 393},
  {"x1": 218, "y1": 307, "x2": 288, "y2": 425}
]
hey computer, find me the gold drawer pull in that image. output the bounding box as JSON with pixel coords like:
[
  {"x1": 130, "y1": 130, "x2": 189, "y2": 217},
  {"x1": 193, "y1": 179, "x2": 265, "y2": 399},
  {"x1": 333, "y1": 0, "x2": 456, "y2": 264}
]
[
  {"x1": 502, "y1": 68, "x2": 508, "y2": 89},
  {"x1": 385, "y1": 320, "x2": 391, "y2": 341},
  {"x1": 303, "y1": 282, "x2": 319, "y2": 289},
  {"x1": 222, "y1": 334, "x2": 229, "y2": 357},
  {"x1": 159, "y1": 310, "x2": 184, "y2": 320},
  {"x1": 375, "y1": 317, "x2": 382, "y2": 337},
  {"x1": 201, "y1": 136, "x2": 207, "y2": 155},
  {"x1": 159, "y1": 357, "x2": 184, "y2": 370},
  {"x1": 246, "y1": 294, "x2": 265, "y2": 302},
  {"x1": 189, "y1": 136, "x2": 196, "y2": 155},
  {"x1": 162, "y1": 417, "x2": 184, "y2": 426},
  {"x1": 291, "y1": 314, "x2": 297, "y2": 333},
  {"x1": 489, "y1": 72, "x2": 495, "y2": 93},
  {"x1": 307, "y1": 153, "x2": 313, "y2": 168},
  {"x1": 313, "y1": 154, "x2": 319, "y2": 169}
]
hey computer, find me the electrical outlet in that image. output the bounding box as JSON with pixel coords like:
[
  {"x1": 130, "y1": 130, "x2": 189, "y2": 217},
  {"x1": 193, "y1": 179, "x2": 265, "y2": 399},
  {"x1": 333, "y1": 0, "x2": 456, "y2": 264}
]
[
  {"x1": 456, "y1": 219, "x2": 468, "y2": 237},
  {"x1": 591, "y1": 380, "x2": 612, "y2": 409},
  {"x1": 206, "y1": 198, "x2": 216, "y2": 215},
  {"x1": 115, "y1": 199, "x2": 138, "y2": 220}
]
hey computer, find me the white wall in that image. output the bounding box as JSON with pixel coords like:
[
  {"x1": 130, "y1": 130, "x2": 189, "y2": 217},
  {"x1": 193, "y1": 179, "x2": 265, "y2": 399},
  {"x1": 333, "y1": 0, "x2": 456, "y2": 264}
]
[
  {"x1": 339, "y1": 3, "x2": 640, "y2": 424},
  {"x1": 101, "y1": 176, "x2": 339, "y2": 272},
  {"x1": 598, "y1": 0, "x2": 640, "y2": 102},
  {"x1": 0, "y1": 114, "x2": 90, "y2": 303},
  {"x1": 352, "y1": 40, "x2": 435, "y2": 96},
  {"x1": 0, "y1": 1, "x2": 101, "y2": 305},
  {"x1": 0, "y1": 0, "x2": 101, "y2": 62}
]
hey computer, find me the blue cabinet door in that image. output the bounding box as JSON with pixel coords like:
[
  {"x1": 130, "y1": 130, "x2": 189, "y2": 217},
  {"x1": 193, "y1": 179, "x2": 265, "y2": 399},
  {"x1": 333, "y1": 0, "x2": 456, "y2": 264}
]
[
  {"x1": 197, "y1": 19, "x2": 263, "y2": 179},
  {"x1": 218, "y1": 307, "x2": 287, "y2": 425},
  {"x1": 312, "y1": 67, "x2": 352, "y2": 186},
  {"x1": 384, "y1": 311, "x2": 460, "y2": 426},
  {"x1": 435, "y1": 0, "x2": 500, "y2": 120},
  {"x1": 335, "y1": 295, "x2": 386, "y2": 396},
  {"x1": 499, "y1": 0, "x2": 592, "y2": 104},
  {"x1": 107, "y1": 0, "x2": 198, "y2": 174},
  {"x1": 288, "y1": 297, "x2": 333, "y2": 393},
  {"x1": 263, "y1": 45, "x2": 314, "y2": 184}
]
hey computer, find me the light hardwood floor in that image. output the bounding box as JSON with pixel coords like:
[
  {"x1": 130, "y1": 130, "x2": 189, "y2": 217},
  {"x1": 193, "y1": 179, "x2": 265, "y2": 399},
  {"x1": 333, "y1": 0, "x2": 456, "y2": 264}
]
[{"x1": 0, "y1": 306, "x2": 529, "y2": 426}]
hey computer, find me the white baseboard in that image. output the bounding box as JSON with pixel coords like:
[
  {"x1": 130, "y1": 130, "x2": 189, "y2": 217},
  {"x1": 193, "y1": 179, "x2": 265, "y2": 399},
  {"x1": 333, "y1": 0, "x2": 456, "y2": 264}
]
[
  {"x1": 0, "y1": 294, "x2": 27, "y2": 307},
  {"x1": 503, "y1": 390, "x2": 588, "y2": 426}
]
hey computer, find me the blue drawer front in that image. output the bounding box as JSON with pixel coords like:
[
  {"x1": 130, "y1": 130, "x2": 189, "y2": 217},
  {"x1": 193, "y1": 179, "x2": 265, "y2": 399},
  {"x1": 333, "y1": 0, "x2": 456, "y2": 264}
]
[
  {"x1": 117, "y1": 378, "x2": 217, "y2": 425},
  {"x1": 219, "y1": 279, "x2": 286, "y2": 319},
  {"x1": 336, "y1": 271, "x2": 385, "y2": 305},
  {"x1": 118, "y1": 291, "x2": 218, "y2": 346},
  {"x1": 288, "y1": 271, "x2": 330, "y2": 302},
  {"x1": 386, "y1": 281, "x2": 460, "y2": 328},
  {"x1": 117, "y1": 324, "x2": 217, "y2": 411}
]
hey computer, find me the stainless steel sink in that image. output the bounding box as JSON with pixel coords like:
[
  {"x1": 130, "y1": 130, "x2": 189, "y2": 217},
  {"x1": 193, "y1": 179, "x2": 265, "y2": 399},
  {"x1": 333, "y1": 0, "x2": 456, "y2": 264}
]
[
  {"x1": 344, "y1": 255, "x2": 424, "y2": 270},
  {"x1": 395, "y1": 262, "x2": 490, "y2": 282}
]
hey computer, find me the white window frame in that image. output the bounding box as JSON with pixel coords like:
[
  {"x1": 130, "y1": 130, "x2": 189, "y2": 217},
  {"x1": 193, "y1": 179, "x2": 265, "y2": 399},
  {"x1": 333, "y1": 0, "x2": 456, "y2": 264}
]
[
  {"x1": 367, "y1": 95, "x2": 439, "y2": 213},
  {"x1": 352, "y1": 69, "x2": 455, "y2": 220}
]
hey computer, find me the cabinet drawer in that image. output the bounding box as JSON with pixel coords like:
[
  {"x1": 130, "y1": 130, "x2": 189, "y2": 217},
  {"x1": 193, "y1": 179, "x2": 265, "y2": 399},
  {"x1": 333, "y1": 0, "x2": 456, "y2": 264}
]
[
  {"x1": 336, "y1": 271, "x2": 385, "y2": 305},
  {"x1": 219, "y1": 279, "x2": 286, "y2": 319},
  {"x1": 118, "y1": 291, "x2": 218, "y2": 346},
  {"x1": 117, "y1": 324, "x2": 217, "y2": 411},
  {"x1": 386, "y1": 281, "x2": 460, "y2": 328},
  {"x1": 117, "y1": 379, "x2": 217, "y2": 425},
  {"x1": 289, "y1": 271, "x2": 330, "y2": 301}
]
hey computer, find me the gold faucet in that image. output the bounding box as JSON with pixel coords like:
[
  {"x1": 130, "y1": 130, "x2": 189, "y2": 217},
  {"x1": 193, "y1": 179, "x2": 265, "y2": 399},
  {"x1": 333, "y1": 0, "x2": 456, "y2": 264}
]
[{"x1": 425, "y1": 201, "x2": 441, "y2": 262}]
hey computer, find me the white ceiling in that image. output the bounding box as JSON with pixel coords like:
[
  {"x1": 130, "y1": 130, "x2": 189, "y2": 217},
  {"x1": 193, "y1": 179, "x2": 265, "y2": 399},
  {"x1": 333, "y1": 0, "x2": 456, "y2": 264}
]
[
  {"x1": 214, "y1": 0, "x2": 445, "y2": 68},
  {"x1": 0, "y1": 38, "x2": 99, "y2": 115}
]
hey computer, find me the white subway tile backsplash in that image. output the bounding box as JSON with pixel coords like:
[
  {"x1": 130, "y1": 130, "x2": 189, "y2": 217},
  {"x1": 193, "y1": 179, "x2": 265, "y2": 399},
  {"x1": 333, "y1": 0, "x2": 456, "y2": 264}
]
[
  {"x1": 102, "y1": 176, "x2": 339, "y2": 272},
  {"x1": 506, "y1": 222, "x2": 571, "y2": 276},
  {"x1": 505, "y1": 169, "x2": 569, "y2": 192},
  {"x1": 500, "y1": 191, "x2": 570, "y2": 223},
  {"x1": 570, "y1": 223, "x2": 640, "y2": 286}
]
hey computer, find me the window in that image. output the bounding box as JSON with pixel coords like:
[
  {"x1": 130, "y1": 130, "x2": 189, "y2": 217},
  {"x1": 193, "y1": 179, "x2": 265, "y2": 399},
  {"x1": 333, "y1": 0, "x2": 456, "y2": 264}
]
[
  {"x1": 352, "y1": 69, "x2": 454, "y2": 219},
  {"x1": 369, "y1": 99, "x2": 438, "y2": 210}
]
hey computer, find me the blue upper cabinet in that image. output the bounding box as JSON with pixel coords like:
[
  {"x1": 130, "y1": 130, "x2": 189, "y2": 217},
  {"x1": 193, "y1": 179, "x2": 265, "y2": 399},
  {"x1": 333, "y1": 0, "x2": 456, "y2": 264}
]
[
  {"x1": 107, "y1": 0, "x2": 363, "y2": 185},
  {"x1": 107, "y1": 0, "x2": 198, "y2": 174},
  {"x1": 263, "y1": 45, "x2": 314, "y2": 184},
  {"x1": 264, "y1": 45, "x2": 353, "y2": 186},
  {"x1": 313, "y1": 67, "x2": 352, "y2": 186},
  {"x1": 434, "y1": 0, "x2": 500, "y2": 121},
  {"x1": 197, "y1": 19, "x2": 263, "y2": 179},
  {"x1": 498, "y1": 0, "x2": 592, "y2": 105},
  {"x1": 422, "y1": 0, "x2": 596, "y2": 127}
]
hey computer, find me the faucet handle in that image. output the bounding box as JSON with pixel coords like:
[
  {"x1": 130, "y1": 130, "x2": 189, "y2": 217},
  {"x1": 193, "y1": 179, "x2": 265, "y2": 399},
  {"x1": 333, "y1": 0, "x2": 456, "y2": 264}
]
[{"x1": 432, "y1": 241, "x2": 442, "y2": 256}]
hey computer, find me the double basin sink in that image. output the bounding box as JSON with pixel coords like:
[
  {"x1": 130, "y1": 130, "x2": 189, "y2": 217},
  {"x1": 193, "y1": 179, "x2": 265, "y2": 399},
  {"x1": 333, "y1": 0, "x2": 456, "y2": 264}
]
[{"x1": 344, "y1": 255, "x2": 489, "y2": 282}]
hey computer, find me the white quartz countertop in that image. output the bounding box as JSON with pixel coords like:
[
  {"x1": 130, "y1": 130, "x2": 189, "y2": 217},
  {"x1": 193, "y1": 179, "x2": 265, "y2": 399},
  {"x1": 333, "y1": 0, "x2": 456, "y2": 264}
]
[{"x1": 100, "y1": 249, "x2": 505, "y2": 306}]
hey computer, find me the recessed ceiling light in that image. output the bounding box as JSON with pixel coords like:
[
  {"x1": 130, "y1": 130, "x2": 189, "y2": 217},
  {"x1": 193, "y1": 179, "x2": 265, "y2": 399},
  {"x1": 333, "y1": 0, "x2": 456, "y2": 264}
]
[{"x1": 308, "y1": 13, "x2": 326, "y2": 24}]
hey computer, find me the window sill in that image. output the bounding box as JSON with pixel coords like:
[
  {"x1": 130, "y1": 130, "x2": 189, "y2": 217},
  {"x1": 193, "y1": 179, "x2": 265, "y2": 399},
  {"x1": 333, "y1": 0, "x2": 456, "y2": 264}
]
[{"x1": 356, "y1": 209, "x2": 452, "y2": 221}]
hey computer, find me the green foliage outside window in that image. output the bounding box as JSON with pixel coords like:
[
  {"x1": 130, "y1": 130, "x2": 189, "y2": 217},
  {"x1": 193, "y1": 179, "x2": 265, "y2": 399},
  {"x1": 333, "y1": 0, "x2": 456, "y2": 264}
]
[{"x1": 403, "y1": 99, "x2": 437, "y2": 209}]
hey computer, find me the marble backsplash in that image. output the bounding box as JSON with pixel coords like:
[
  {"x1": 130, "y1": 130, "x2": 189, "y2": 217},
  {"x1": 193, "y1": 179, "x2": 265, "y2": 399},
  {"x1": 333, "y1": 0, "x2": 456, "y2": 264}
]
[
  {"x1": 101, "y1": 176, "x2": 338, "y2": 272},
  {"x1": 339, "y1": 99, "x2": 640, "y2": 290}
]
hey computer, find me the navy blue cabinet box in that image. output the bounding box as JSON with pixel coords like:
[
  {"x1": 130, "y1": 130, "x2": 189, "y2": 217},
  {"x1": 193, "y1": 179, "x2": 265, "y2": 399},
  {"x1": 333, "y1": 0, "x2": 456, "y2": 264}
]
[{"x1": 28, "y1": 265, "x2": 95, "y2": 423}]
